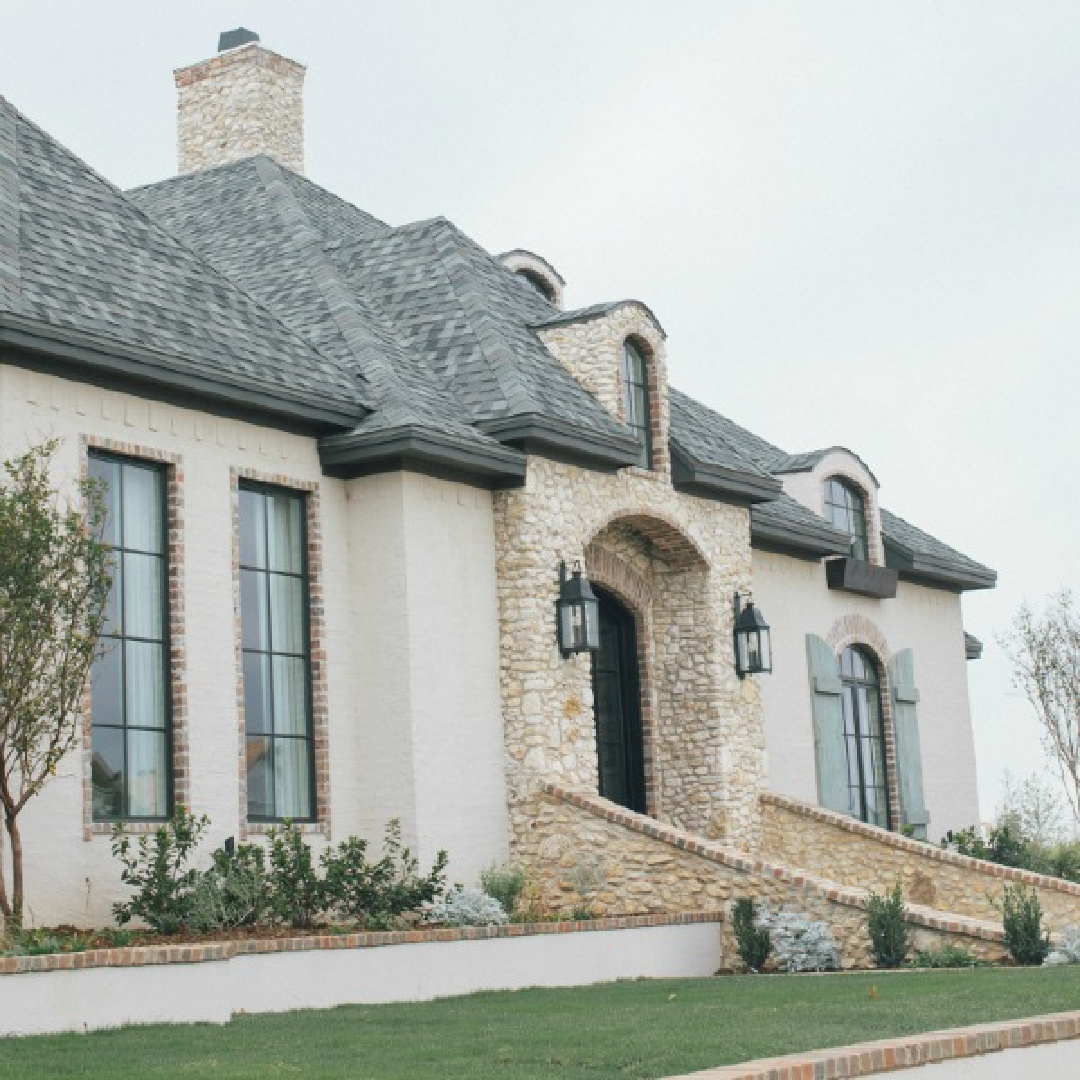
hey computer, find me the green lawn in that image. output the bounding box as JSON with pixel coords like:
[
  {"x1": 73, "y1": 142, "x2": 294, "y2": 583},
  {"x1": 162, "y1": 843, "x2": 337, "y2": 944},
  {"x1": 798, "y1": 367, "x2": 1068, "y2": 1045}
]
[{"x1": 4, "y1": 967, "x2": 1080, "y2": 1079}]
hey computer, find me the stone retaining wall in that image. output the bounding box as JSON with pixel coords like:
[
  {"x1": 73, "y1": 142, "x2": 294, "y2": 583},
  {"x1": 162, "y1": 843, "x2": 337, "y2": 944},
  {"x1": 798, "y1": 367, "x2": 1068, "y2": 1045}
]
[
  {"x1": 523, "y1": 784, "x2": 1008, "y2": 968},
  {"x1": 760, "y1": 793, "x2": 1080, "y2": 929}
]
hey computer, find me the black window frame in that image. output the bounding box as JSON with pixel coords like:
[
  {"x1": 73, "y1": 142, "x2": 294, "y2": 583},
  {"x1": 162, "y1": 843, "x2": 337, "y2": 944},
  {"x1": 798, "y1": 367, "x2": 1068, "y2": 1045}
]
[
  {"x1": 839, "y1": 646, "x2": 891, "y2": 829},
  {"x1": 824, "y1": 477, "x2": 870, "y2": 563},
  {"x1": 623, "y1": 339, "x2": 653, "y2": 470},
  {"x1": 238, "y1": 481, "x2": 317, "y2": 824},
  {"x1": 88, "y1": 450, "x2": 173, "y2": 823}
]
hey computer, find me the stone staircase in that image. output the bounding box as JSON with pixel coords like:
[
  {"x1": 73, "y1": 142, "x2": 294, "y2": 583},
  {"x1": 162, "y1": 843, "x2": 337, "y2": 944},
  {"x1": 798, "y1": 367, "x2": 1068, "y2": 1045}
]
[{"x1": 518, "y1": 783, "x2": 1066, "y2": 967}]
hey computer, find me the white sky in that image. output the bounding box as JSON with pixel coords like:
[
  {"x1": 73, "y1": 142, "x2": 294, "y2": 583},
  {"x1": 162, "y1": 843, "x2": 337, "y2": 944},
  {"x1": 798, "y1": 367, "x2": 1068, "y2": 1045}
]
[{"x1": 3, "y1": 1, "x2": 1078, "y2": 824}]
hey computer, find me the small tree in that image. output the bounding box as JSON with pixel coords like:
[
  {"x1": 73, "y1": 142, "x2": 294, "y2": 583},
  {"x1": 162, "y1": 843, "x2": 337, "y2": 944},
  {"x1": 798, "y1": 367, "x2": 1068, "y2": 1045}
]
[
  {"x1": 0, "y1": 442, "x2": 111, "y2": 925},
  {"x1": 1001, "y1": 592, "x2": 1080, "y2": 825}
]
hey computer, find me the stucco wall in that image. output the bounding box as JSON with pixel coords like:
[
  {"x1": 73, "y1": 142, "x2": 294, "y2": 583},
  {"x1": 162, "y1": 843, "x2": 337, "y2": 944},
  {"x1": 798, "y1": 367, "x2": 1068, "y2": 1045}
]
[
  {"x1": 0, "y1": 365, "x2": 509, "y2": 924},
  {"x1": 752, "y1": 547, "x2": 980, "y2": 838}
]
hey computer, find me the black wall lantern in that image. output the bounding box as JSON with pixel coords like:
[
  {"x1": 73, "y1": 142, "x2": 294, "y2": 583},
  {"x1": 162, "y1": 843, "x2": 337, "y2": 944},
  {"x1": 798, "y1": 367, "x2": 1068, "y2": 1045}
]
[
  {"x1": 734, "y1": 592, "x2": 772, "y2": 678},
  {"x1": 556, "y1": 561, "x2": 600, "y2": 658}
]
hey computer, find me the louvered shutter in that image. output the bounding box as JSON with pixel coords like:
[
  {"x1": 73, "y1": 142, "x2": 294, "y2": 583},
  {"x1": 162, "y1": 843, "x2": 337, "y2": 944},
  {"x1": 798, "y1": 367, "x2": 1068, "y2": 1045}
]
[
  {"x1": 806, "y1": 634, "x2": 849, "y2": 814},
  {"x1": 889, "y1": 649, "x2": 929, "y2": 839}
]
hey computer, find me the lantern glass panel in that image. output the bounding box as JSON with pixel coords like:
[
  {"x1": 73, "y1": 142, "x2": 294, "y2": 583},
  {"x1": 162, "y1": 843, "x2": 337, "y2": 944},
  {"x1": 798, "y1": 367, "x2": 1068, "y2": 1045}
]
[{"x1": 584, "y1": 598, "x2": 599, "y2": 650}]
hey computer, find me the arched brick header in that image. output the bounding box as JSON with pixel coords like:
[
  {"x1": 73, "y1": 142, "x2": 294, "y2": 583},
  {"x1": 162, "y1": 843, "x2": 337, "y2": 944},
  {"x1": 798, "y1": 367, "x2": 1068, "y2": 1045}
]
[
  {"x1": 587, "y1": 509, "x2": 708, "y2": 571},
  {"x1": 584, "y1": 543, "x2": 653, "y2": 613},
  {"x1": 826, "y1": 613, "x2": 891, "y2": 661}
]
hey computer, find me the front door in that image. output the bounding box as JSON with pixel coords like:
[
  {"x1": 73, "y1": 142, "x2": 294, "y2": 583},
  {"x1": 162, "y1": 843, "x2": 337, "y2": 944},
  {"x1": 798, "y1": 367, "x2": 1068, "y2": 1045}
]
[{"x1": 591, "y1": 587, "x2": 646, "y2": 813}]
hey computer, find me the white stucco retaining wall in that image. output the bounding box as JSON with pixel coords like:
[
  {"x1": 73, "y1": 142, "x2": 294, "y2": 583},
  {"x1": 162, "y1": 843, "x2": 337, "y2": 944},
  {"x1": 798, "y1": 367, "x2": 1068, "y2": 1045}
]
[
  {"x1": 752, "y1": 548, "x2": 980, "y2": 839},
  {"x1": 0, "y1": 921, "x2": 722, "y2": 1037}
]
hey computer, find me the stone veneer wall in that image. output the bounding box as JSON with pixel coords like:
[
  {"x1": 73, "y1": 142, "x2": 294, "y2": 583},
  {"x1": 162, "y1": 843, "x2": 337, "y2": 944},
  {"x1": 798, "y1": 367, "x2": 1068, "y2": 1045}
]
[
  {"x1": 760, "y1": 793, "x2": 1080, "y2": 929},
  {"x1": 493, "y1": 453, "x2": 765, "y2": 850},
  {"x1": 175, "y1": 43, "x2": 305, "y2": 175},
  {"x1": 521, "y1": 784, "x2": 1008, "y2": 968}
]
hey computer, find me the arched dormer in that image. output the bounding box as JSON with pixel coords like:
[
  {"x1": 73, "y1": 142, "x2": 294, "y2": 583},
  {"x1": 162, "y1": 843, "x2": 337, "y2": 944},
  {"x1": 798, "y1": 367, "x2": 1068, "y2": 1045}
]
[
  {"x1": 532, "y1": 301, "x2": 670, "y2": 478},
  {"x1": 497, "y1": 249, "x2": 565, "y2": 308}
]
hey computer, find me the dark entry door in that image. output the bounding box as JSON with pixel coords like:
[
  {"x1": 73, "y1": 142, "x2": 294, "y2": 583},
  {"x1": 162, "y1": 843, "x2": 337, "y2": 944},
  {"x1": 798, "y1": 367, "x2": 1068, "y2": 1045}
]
[{"x1": 591, "y1": 587, "x2": 646, "y2": 813}]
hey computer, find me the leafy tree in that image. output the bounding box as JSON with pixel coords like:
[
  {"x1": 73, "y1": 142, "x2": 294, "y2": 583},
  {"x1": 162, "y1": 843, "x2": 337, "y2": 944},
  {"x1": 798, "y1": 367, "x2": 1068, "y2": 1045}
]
[
  {"x1": 1001, "y1": 592, "x2": 1080, "y2": 825},
  {"x1": 0, "y1": 442, "x2": 111, "y2": 925}
]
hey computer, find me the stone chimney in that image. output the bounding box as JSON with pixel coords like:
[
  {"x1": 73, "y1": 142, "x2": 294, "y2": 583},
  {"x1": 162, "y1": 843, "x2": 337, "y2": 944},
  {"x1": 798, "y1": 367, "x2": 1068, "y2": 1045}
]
[{"x1": 174, "y1": 30, "x2": 306, "y2": 175}]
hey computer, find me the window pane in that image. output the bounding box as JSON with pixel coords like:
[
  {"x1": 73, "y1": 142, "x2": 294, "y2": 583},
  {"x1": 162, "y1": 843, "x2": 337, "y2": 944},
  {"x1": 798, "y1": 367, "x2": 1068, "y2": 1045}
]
[
  {"x1": 127, "y1": 729, "x2": 168, "y2": 818},
  {"x1": 123, "y1": 552, "x2": 163, "y2": 640},
  {"x1": 274, "y1": 739, "x2": 311, "y2": 819},
  {"x1": 267, "y1": 494, "x2": 303, "y2": 574},
  {"x1": 125, "y1": 640, "x2": 165, "y2": 729},
  {"x1": 91, "y1": 726, "x2": 125, "y2": 819},
  {"x1": 91, "y1": 645, "x2": 123, "y2": 728},
  {"x1": 102, "y1": 552, "x2": 121, "y2": 637},
  {"x1": 269, "y1": 574, "x2": 304, "y2": 654},
  {"x1": 272, "y1": 656, "x2": 308, "y2": 736},
  {"x1": 88, "y1": 456, "x2": 121, "y2": 547},
  {"x1": 123, "y1": 465, "x2": 163, "y2": 553},
  {"x1": 239, "y1": 488, "x2": 267, "y2": 569},
  {"x1": 243, "y1": 652, "x2": 271, "y2": 734},
  {"x1": 246, "y1": 736, "x2": 274, "y2": 819},
  {"x1": 241, "y1": 569, "x2": 269, "y2": 651}
]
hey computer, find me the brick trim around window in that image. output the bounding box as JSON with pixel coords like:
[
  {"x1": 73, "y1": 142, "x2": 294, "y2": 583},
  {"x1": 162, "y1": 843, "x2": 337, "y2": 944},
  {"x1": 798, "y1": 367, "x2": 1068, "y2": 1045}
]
[
  {"x1": 230, "y1": 467, "x2": 330, "y2": 838},
  {"x1": 80, "y1": 437, "x2": 188, "y2": 839}
]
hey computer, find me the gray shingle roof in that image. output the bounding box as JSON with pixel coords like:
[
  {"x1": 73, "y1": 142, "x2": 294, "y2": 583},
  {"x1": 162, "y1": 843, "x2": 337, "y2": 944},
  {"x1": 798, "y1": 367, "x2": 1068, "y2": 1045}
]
[{"x1": 1, "y1": 99, "x2": 365, "y2": 425}]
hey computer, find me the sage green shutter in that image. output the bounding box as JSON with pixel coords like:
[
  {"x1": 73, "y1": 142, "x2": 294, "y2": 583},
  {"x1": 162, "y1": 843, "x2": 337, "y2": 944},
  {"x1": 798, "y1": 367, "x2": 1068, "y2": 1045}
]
[
  {"x1": 806, "y1": 634, "x2": 849, "y2": 814},
  {"x1": 889, "y1": 649, "x2": 929, "y2": 839}
]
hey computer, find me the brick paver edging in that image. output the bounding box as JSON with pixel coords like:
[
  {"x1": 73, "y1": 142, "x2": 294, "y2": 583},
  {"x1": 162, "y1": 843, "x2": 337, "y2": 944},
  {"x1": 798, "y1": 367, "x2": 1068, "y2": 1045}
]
[
  {"x1": 543, "y1": 783, "x2": 1005, "y2": 943},
  {"x1": 762, "y1": 791, "x2": 1080, "y2": 896},
  {"x1": 664, "y1": 1010, "x2": 1080, "y2": 1079},
  {"x1": 0, "y1": 911, "x2": 721, "y2": 976}
]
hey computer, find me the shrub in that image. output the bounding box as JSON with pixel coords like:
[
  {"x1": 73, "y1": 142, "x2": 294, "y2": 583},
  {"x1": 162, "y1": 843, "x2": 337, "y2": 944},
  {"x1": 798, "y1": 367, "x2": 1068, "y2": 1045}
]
[
  {"x1": 423, "y1": 886, "x2": 508, "y2": 927},
  {"x1": 189, "y1": 844, "x2": 268, "y2": 932},
  {"x1": 1001, "y1": 883, "x2": 1051, "y2": 965},
  {"x1": 912, "y1": 945, "x2": 986, "y2": 968},
  {"x1": 321, "y1": 819, "x2": 448, "y2": 928},
  {"x1": 1045, "y1": 924, "x2": 1080, "y2": 965},
  {"x1": 111, "y1": 808, "x2": 208, "y2": 934},
  {"x1": 866, "y1": 884, "x2": 909, "y2": 968},
  {"x1": 266, "y1": 821, "x2": 325, "y2": 929},
  {"x1": 480, "y1": 863, "x2": 528, "y2": 917},
  {"x1": 756, "y1": 907, "x2": 840, "y2": 972},
  {"x1": 731, "y1": 897, "x2": 771, "y2": 973}
]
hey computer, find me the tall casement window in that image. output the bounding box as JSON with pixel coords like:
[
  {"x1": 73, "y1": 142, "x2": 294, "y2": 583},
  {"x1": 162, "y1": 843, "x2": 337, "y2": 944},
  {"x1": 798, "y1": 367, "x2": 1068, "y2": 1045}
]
[
  {"x1": 239, "y1": 484, "x2": 314, "y2": 822},
  {"x1": 839, "y1": 646, "x2": 890, "y2": 829},
  {"x1": 824, "y1": 477, "x2": 869, "y2": 562},
  {"x1": 88, "y1": 453, "x2": 170, "y2": 821},
  {"x1": 623, "y1": 340, "x2": 653, "y2": 470}
]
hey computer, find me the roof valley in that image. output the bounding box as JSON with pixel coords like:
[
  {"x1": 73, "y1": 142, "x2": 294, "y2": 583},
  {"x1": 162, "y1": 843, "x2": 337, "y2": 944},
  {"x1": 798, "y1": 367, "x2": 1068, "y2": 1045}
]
[{"x1": 0, "y1": 102, "x2": 22, "y2": 313}]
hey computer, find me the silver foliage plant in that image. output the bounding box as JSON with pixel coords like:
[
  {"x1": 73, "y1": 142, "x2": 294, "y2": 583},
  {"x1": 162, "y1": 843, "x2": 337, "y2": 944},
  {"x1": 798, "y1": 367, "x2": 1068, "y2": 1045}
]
[
  {"x1": 755, "y1": 906, "x2": 841, "y2": 972},
  {"x1": 423, "y1": 886, "x2": 509, "y2": 927},
  {"x1": 1045, "y1": 924, "x2": 1080, "y2": 965}
]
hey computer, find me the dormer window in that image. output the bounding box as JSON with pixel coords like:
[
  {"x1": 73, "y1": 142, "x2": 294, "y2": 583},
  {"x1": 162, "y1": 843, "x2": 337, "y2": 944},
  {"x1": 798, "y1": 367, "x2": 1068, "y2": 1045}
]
[
  {"x1": 623, "y1": 340, "x2": 652, "y2": 470},
  {"x1": 824, "y1": 477, "x2": 869, "y2": 562},
  {"x1": 515, "y1": 269, "x2": 557, "y2": 303}
]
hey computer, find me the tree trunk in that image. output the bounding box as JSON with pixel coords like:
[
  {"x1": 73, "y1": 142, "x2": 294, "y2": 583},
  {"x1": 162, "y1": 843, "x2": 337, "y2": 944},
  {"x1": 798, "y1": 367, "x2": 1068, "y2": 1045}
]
[
  {"x1": 4, "y1": 812, "x2": 22, "y2": 927},
  {"x1": 0, "y1": 822, "x2": 9, "y2": 922}
]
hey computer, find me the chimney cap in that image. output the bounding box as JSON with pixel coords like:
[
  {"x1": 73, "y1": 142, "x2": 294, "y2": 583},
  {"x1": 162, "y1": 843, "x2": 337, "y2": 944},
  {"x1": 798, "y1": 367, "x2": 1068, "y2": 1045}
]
[{"x1": 218, "y1": 28, "x2": 260, "y2": 52}]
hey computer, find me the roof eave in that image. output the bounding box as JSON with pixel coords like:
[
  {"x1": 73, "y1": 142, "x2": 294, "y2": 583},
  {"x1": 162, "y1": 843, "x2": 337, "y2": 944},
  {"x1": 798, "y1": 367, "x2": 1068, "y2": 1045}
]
[
  {"x1": 0, "y1": 312, "x2": 363, "y2": 431},
  {"x1": 477, "y1": 414, "x2": 639, "y2": 471},
  {"x1": 670, "y1": 443, "x2": 782, "y2": 505},
  {"x1": 319, "y1": 424, "x2": 528, "y2": 487},
  {"x1": 884, "y1": 541, "x2": 997, "y2": 592},
  {"x1": 751, "y1": 516, "x2": 853, "y2": 558}
]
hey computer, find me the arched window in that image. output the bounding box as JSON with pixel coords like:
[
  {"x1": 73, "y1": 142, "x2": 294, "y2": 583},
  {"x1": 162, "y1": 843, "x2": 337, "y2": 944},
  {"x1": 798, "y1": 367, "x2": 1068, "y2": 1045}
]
[
  {"x1": 514, "y1": 268, "x2": 557, "y2": 303},
  {"x1": 623, "y1": 341, "x2": 652, "y2": 470},
  {"x1": 840, "y1": 646, "x2": 890, "y2": 828},
  {"x1": 824, "y1": 478, "x2": 869, "y2": 562}
]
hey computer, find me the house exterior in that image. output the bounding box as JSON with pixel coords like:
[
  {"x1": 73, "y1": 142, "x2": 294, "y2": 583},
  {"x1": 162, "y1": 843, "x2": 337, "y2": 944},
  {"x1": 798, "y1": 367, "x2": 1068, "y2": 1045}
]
[{"x1": 0, "y1": 33, "x2": 993, "y2": 928}]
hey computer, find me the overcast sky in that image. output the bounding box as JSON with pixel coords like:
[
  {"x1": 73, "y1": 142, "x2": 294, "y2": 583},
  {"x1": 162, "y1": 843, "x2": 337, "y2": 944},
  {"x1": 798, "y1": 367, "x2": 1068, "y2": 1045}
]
[{"x1": 3, "y1": 1, "x2": 1078, "y2": 823}]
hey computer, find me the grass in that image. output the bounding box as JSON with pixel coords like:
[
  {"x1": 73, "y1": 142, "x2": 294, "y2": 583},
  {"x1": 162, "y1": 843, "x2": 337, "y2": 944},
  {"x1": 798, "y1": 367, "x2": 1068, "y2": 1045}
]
[{"x1": 3, "y1": 967, "x2": 1080, "y2": 1078}]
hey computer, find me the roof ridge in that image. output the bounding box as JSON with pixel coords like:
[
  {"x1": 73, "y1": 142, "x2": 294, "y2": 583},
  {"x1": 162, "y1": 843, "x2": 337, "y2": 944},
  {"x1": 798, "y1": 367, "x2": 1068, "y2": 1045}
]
[
  {"x1": 428, "y1": 219, "x2": 538, "y2": 416},
  {"x1": 0, "y1": 100, "x2": 21, "y2": 313},
  {"x1": 251, "y1": 157, "x2": 470, "y2": 432}
]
